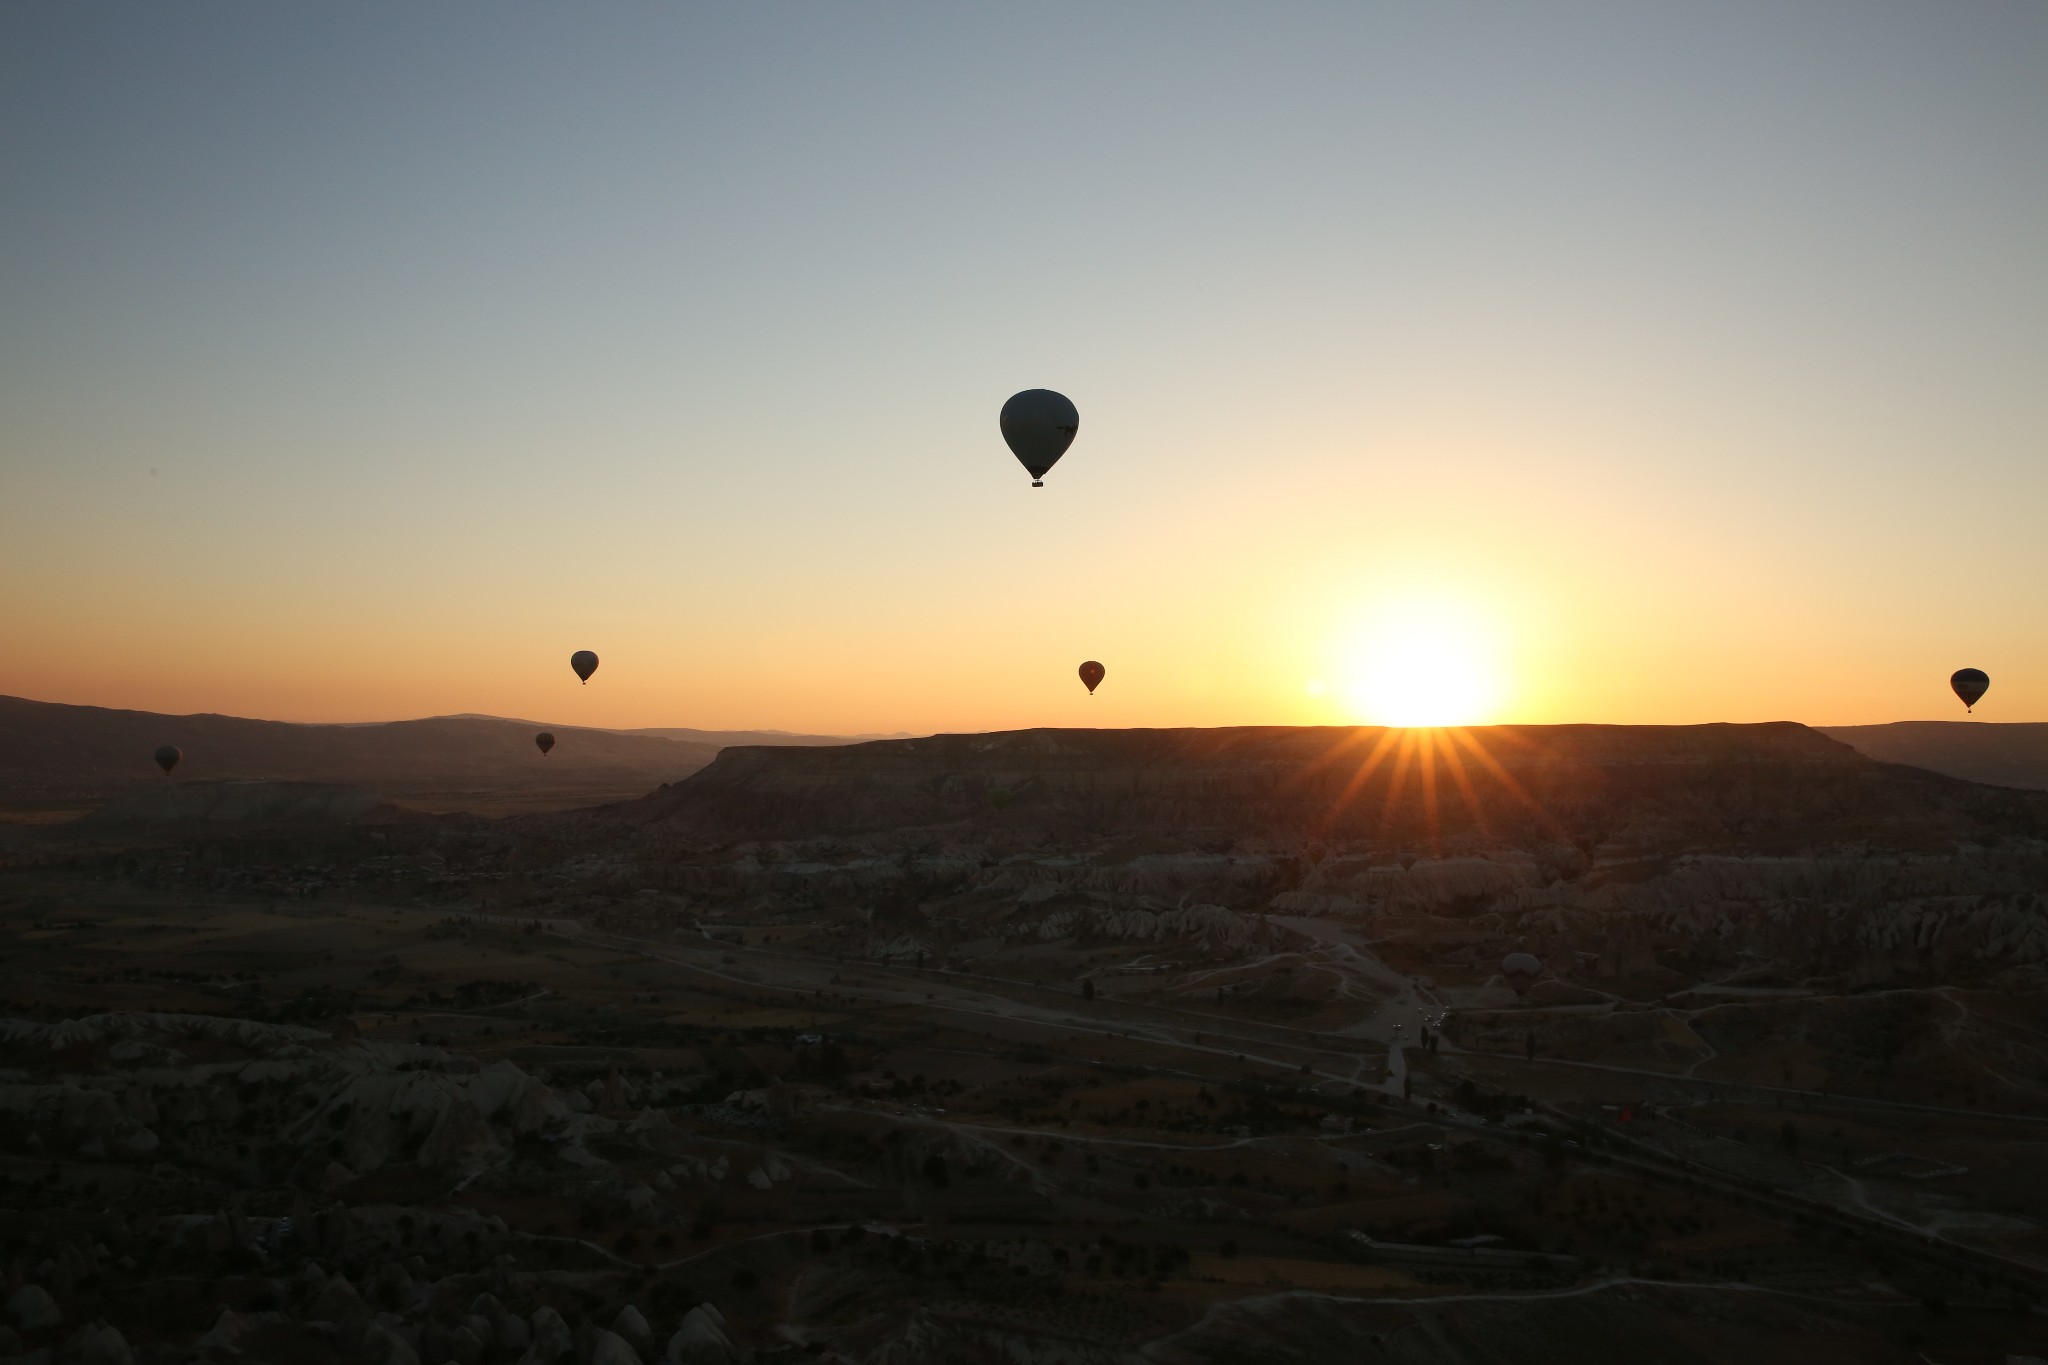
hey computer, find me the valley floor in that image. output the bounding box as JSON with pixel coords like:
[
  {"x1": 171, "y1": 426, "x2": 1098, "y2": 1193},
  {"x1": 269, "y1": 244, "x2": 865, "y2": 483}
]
[{"x1": 1, "y1": 859, "x2": 2044, "y2": 1363}]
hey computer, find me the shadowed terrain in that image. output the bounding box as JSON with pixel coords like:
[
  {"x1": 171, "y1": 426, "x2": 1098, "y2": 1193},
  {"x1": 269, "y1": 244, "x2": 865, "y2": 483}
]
[
  {"x1": 580, "y1": 721, "x2": 2022, "y2": 849},
  {"x1": 1, "y1": 723, "x2": 2044, "y2": 1363}
]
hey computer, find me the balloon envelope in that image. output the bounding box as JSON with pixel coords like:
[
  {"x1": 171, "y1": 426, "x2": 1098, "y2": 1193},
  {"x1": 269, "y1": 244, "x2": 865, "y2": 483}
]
[
  {"x1": 1078, "y1": 660, "x2": 1105, "y2": 694},
  {"x1": 153, "y1": 745, "x2": 180, "y2": 775},
  {"x1": 1951, "y1": 668, "x2": 1989, "y2": 711},
  {"x1": 535, "y1": 731, "x2": 556, "y2": 756},
  {"x1": 571, "y1": 650, "x2": 599, "y2": 684},
  {"x1": 1000, "y1": 389, "x2": 1079, "y2": 486}
]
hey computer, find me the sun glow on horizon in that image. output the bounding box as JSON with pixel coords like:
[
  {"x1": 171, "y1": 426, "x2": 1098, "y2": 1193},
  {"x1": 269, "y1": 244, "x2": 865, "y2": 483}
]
[{"x1": 1335, "y1": 597, "x2": 1508, "y2": 728}]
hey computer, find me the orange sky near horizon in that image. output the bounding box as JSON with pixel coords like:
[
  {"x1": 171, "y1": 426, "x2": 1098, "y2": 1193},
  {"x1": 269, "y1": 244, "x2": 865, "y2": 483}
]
[{"x1": 10, "y1": 437, "x2": 2042, "y2": 734}]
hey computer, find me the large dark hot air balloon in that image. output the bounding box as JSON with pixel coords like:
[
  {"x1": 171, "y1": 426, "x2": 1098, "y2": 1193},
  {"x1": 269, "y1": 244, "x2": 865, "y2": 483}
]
[
  {"x1": 1501, "y1": 951, "x2": 1542, "y2": 1000},
  {"x1": 1078, "y1": 660, "x2": 1105, "y2": 695},
  {"x1": 535, "y1": 732, "x2": 556, "y2": 756},
  {"x1": 1951, "y1": 668, "x2": 1989, "y2": 712},
  {"x1": 153, "y1": 745, "x2": 181, "y2": 775},
  {"x1": 1000, "y1": 389, "x2": 1078, "y2": 487},
  {"x1": 570, "y1": 651, "x2": 599, "y2": 684}
]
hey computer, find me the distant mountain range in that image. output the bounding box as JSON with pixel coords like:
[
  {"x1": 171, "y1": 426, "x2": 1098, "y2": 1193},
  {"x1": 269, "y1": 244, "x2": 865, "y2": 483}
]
[
  {"x1": 0, "y1": 695, "x2": 873, "y2": 815},
  {"x1": 5, "y1": 692, "x2": 2043, "y2": 820},
  {"x1": 1817, "y1": 721, "x2": 2048, "y2": 792},
  {"x1": 435, "y1": 714, "x2": 909, "y2": 747}
]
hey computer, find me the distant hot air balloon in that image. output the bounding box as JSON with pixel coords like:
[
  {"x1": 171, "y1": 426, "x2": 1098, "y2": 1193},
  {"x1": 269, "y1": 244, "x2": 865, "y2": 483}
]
[
  {"x1": 1951, "y1": 668, "x2": 1989, "y2": 713},
  {"x1": 571, "y1": 651, "x2": 599, "y2": 684},
  {"x1": 1078, "y1": 660, "x2": 1105, "y2": 695},
  {"x1": 1000, "y1": 389, "x2": 1079, "y2": 487},
  {"x1": 153, "y1": 745, "x2": 181, "y2": 776},
  {"x1": 1501, "y1": 951, "x2": 1543, "y2": 1000},
  {"x1": 535, "y1": 732, "x2": 556, "y2": 756}
]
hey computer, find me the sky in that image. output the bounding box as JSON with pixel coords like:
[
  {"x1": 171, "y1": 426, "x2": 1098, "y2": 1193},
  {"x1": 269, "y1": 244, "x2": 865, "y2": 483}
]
[{"x1": 3, "y1": 2, "x2": 2044, "y2": 733}]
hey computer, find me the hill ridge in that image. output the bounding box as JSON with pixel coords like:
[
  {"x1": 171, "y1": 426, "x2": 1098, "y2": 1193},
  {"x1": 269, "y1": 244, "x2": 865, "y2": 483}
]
[
  {"x1": 0, "y1": 694, "x2": 856, "y2": 816},
  {"x1": 572, "y1": 720, "x2": 2044, "y2": 849}
]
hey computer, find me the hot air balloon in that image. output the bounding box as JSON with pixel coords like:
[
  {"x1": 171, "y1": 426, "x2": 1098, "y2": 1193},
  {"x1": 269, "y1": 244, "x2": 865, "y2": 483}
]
[
  {"x1": 571, "y1": 651, "x2": 599, "y2": 684},
  {"x1": 153, "y1": 745, "x2": 181, "y2": 776},
  {"x1": 1501, "y1": 951, "x2": 1542, "y2": 1000},
  {"x1": 535, "y1": 732, "x2": 556, "y2": 756},
  {"x1": 1951, "y1": 668, "x2": 1989, "y2": 712},
  {"x1": 1078, "y1": 660, "x2": 1105, "y2": 695},
  {"x1": 1000, "y1": 389, "x2": 1079, "y2": 487}
]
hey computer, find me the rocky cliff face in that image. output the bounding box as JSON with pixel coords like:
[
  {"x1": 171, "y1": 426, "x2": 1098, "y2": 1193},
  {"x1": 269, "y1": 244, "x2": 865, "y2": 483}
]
[{"x1": 0, "y1": 1011, "x2": 581, "y2": 1183}]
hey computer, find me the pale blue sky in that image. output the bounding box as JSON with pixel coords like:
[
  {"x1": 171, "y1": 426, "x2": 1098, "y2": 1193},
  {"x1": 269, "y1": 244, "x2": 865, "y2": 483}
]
[{"x1": 4, "y1": 3, "x2": 2044, "y2": 730}]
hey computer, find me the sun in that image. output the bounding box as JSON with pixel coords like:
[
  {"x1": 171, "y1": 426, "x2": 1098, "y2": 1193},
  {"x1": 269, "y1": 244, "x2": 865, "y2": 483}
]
[{"x1": 1334, "y1": 598, "x2": 1506, "y2": 727}]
